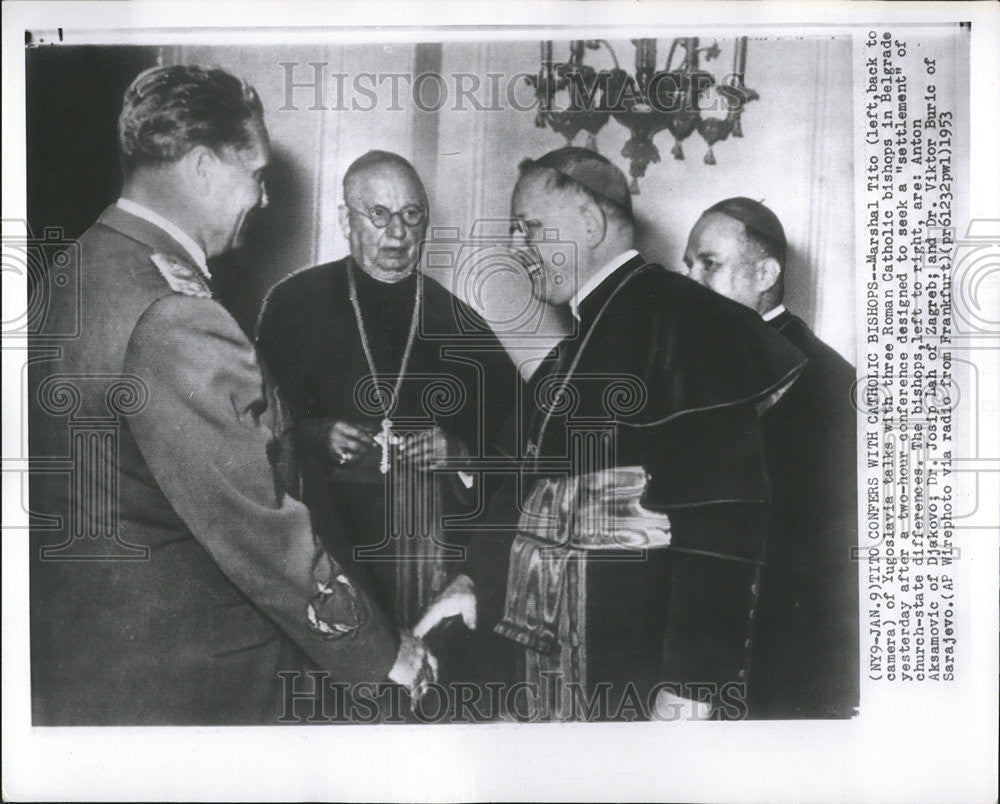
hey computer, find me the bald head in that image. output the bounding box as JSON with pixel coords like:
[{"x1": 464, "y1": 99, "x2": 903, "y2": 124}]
[
  {"x1": 343, "y1": 150, "x2": 425, "y2": 202},
  {"x1": 338, "y1": 150, "x2": 428, "y2": 281}
]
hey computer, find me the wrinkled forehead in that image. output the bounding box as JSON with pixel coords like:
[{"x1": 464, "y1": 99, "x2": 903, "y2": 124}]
[{"x1": 345, "y1": 163, "x2": 426, "y2": 207}]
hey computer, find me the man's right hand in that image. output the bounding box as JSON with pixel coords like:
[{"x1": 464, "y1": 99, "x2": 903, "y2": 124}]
[
  {"x1": 387, "y1": 631, "x2": 437, "y2": 700},
  {"x1": 414, "y1": 573, "x2": 477, "y2": 638},
  {"x1": 326, "y1": 420, "x2": 376, "y2": 466}
]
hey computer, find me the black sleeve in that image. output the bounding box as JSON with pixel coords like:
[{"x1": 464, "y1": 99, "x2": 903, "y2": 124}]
[{"x1": 255, "y1": 278, "x2": 312, "y2": 417}]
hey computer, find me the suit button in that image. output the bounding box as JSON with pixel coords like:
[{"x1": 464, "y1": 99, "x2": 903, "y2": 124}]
[
  {"x1": 738, "y1": 669, "x2": 748, "y2": 681},
  {"x1": 744, "y1": 638, "x2": 752, "y2": 649},
  {"x1": 570, "y1": 631, "x2": 580, "y2": 648},
  {"x1": 748, "y1": 608, "x2": 756, "y2": 620},
  {"x1": 750, "y1": 582, "x2": 759, "y2": 595}
]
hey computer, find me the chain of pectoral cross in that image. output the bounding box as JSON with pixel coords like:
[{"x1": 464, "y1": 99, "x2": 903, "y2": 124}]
[
  {"x1": 528, "y1": 262, "x2": 650, "y2": 465},
  {"x1": 347, "y1": 265, "x2": 423, "y2": 473}
]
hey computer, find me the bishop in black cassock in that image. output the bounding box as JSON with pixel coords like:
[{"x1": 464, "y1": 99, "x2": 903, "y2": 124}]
[
  {"x1": 419, "y1": 149, "x2": 808, "y2": 721},
  {"x1": 684, "y1": 197, "x2": 859, "y2": 718},
  {"x1": 257, "y1": 152, "x2": 517, "y2": 640}
]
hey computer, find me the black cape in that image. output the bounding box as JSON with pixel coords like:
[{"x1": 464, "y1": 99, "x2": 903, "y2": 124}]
[
  {"x1": 465, "y1": 256, "x2": 809, "y2": 717},
  {"x1": 750, "y1": 309, "x2": 860, "y2": 718}
]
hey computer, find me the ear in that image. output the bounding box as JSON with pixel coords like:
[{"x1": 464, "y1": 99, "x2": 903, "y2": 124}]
[
  {"x1": 338, "y1": 204, "x2": 351, "y2": 240},
  {"x1": 181, "y1": 145, "x2": 217, "y2": 197},
  {"x1": 579, "y1": 199, "x2": 607, "y2": 248},
  {"x1": 754, "y1": 256, "x2": 782, "y2": 293}
]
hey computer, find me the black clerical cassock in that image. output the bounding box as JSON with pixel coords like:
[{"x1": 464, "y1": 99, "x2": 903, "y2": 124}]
[
  {"x1": 257, "y1": 256, "x2": 518, "y2": 630},
  {"x1": 467, "y1": 255, "x2": 808, "y2": 721}
]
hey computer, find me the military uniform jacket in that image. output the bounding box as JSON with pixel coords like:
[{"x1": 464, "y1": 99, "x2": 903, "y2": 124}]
[{"x1": 29, "y1": 205, "x2": 398, "y2": 725}]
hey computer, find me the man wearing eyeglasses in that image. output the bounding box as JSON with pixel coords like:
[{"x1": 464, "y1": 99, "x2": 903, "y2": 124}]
[{"x1": 257, "y1": 151, "x2": 517, "y2": 658}]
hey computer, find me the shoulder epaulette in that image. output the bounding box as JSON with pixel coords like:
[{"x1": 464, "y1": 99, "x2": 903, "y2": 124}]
[{"x1": 150, "y1": 253, "x2": 212, "y2": 299}]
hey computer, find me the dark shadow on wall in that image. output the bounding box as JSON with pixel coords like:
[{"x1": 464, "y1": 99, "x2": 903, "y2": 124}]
[
  {"x1": 782, "y1": 243, "x2": 820, "y2": 331},
  {"x1": 26, "y1": 45, "x2": 160, "y2": 242},
  {"x1": 210, "y1": 143, "x2": 316, "y2": 339}
]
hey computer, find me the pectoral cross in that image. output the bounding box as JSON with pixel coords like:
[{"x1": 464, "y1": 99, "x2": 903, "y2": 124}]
[{"x1": 374, "y1": 417, "x2": 396, "y2": 474}]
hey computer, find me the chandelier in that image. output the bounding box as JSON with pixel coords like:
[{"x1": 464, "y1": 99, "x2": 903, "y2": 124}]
[{"x1": 526, "y1": 38, "x2": 758, "y2": 193}]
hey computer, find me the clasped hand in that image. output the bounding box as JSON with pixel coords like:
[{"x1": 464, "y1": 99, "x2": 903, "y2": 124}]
[
  {"x1": 326, "y1": 421, "x2": 462, "y2": 472},
  {"x1": 414, "y1": 574, "x2": 477, "y2": 638},
  {"x1": 326, "y1": 421, "x2": 376, "y2": 466},
  {"x1": 388, "y1": 630, "x2": 438, "y2": 704}
]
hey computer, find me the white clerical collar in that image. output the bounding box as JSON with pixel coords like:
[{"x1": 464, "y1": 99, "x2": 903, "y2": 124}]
[
  {"x1": 762, "y1": 304, "x2": 787, "y2": 322},
  {"x1": 569, "y1": 249, "x2": 639, "y2": 320},
  {"x1": 117, "y1": 197, "x2": 209, "y2": 278}
]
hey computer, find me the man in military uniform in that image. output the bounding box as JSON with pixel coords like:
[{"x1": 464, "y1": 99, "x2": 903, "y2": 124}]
[
  {"x1": 683, "y1": 197, "x2": 859, "y2": 718},
  {"x1": 28, "y1": 66, "x2": 433, "y2": 725}
]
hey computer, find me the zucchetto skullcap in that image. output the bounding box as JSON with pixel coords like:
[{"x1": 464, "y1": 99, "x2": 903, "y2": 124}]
[
  {"x1": 524, "y1": 146, "x2": 632, "y2": 214},
  {"x1": 702, "y1": 197, "x2": 786, "y2": 256}
]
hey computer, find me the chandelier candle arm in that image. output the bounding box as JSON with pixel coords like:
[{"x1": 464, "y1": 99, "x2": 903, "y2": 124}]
[{"x1": 528, "y1": 37, "x2": 759, "y2": 190}]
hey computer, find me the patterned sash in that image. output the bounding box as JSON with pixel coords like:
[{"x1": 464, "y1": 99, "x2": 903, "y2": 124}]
[{"x1": 495, "y1": 466, "x2": 671, "y2": 720}]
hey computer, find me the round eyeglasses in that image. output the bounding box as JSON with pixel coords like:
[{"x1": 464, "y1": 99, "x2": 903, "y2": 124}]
[{"x1": 347, "y1": 204, "x2": 426, "y2": 228}]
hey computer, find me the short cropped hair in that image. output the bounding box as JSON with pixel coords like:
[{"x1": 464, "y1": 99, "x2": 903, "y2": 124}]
[
  {"x1": 118, "y1": 65, "x2": 264, "y2": 175},
  {"x1": 342, "y1": 150, "x2": 425, "y2": 197},
  {"x1": 517, "y1": 147, "x2": 634, "y2": 228}
]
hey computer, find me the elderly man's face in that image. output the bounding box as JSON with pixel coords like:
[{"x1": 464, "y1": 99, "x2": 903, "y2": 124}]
[
  {"x1": 683, "y1": 212, "x2": 763, "y2": 310},
  {"x1": 204, "y1": 126, "x2": 270, "y2": 257},
  {"x1": 509, "y1": 176, "x2": 585, "y2": 307},
  {"x1": 341, "y1": 163, "x2": 428, "y2": 278}
]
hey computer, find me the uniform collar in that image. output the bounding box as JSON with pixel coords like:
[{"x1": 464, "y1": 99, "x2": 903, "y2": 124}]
[
  {"x1": 569, "y1": 249, "x2": 639, "y2": 320},
  {"x1": 762, "y1": 303, "x2": 787, "y2": 322},
  {"x1": 116, "y1": 197, "x2": 209, "y2": 278}
]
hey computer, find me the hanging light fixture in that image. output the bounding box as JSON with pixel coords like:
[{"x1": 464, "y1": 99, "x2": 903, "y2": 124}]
[{"x1": 527, "y1": 37, "x2": 759, "y2": 193}]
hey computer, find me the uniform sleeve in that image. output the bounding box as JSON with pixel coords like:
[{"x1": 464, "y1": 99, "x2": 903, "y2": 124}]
[{"x1": 123, "y1": 294, "x2": 399, "y2": 682}]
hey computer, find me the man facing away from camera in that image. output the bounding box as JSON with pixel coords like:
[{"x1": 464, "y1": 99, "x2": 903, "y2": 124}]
[
  {"x1": 256, "y1": 151, "x2": 517, "y2": 650},
  {"x1": 683, "y1": 197, "x2": 859, "y2": 718},
  {"x1": 29, "y1": 66, "x2": 434, "y2": 725},
  {"x1": 418, "y1": 147, "x2": 809, "y2": 721}
]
